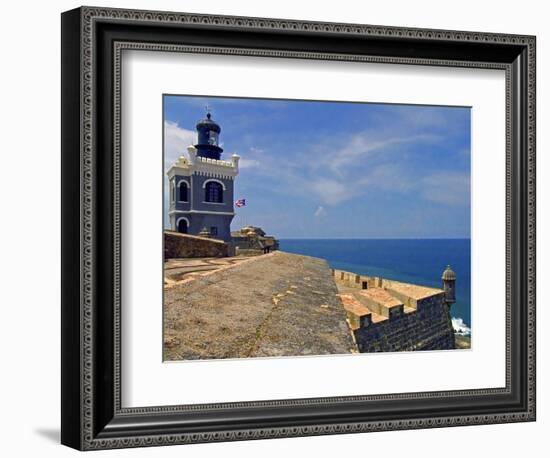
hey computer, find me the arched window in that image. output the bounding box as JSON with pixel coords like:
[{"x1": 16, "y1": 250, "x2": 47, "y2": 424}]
[
  {"x1": 177, "y1": 218, "x2": 188, "y2": 234},
  {"x1": 178, "y1": 181, "x2": 188, "y2": 202},
  {"x1": 205, "y1": 181, "x2": 223, "y2": 203}
]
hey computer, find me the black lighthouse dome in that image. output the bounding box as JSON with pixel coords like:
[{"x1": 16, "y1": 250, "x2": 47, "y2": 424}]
[{"x1": 195, "y1": 112, "x2": 223, "y2": 160}]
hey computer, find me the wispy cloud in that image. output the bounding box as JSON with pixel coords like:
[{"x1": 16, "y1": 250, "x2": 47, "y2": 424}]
[
  {"x1": 326, "y1": 133, "x2": 440, "y2": 176},
  {"x1": 366, "y1": 163, "x2": 413, "y2": 192},
  {"x1": 164, "y1": 120, "x2": 195, "y2": 171},
  {"x1": 163, "y1": 97, "x2": 471, "y2": 238},
  {"x1": 314, "y1": 206, "x2": 327, "y2": 217},
  {"x1": 310, "y1": 179, "x2": 349, "y2": 205},
  {"x1": 239, "y1": 158, "x2": 260, "y2": 169},
  {"x1": 238, "y1": 130, "x2": 445, "y2": 206},
  {"x1": 201, "y1": 127, "x2": 467, "y2": 210}
]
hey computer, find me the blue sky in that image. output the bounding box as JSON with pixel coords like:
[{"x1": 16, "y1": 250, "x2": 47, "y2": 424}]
[{"x1": 164, "y1": 95, "x2": 471, "y2": 239}]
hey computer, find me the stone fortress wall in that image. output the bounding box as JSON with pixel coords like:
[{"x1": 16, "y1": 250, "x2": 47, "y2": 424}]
[
  {"x1": 164, "y1": 230, "x2": 229, "y2": 259},
  {"x1": 230, "y1": 225, "x2": 279, "y2": 255},
  {"x1": 163, "y1": 229, "x2": 459, "y2": 356},
  {"x1": 334, "y1": 270, "x2": 455, "y2": 352}
]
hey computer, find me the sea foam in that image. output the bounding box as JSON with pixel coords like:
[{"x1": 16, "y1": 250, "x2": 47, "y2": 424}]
[{"x1": 452, "y1": 317, "x2": 471, "y2": 335}]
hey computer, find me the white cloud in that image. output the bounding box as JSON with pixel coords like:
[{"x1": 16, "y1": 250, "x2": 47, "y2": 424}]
[
  {"x1": 239, "y1": 158, "x2": 260, "y2": 169},
  {"x1": 163, "y1": 117, "x2": 467, "y2": 213},
  {"x1": 314, "y1": 206, "x2": 327, "y2": 217},
  {"x1": 164, "y1": 120, "x2": 196, "y2": 170},
  {"x1": 367, "y1": 163, "x2": 413, "y2": 192},
  {"x1": 310, "y1": 179, "x2": 351, "y2": 205},
  {"x1": 230, "y1": 131, "x2": 468, "y2": 211},
  {"x1": 237, "y1": 146, "x2": 265, "y2": 169},
  {"x1": 219, "y1": 126, "x2": 446, "y2": 207},
  {"x1": 327, "y1": 133, "x2": 440, "y2": 175},
  {"x1": 277, "y1": 130, "x2": 444, "y2": 206},
  {"x1": 164, "y1": 122, "x2": 263, "y2": 172}
]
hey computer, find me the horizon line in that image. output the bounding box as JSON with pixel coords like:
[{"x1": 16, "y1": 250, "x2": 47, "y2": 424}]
[
  {"x1": 161, "y1": 226, "x2": 471, "y2": 241},
  {"x1": 277, "y1": 237, "x2": 471, "y2": 240}
]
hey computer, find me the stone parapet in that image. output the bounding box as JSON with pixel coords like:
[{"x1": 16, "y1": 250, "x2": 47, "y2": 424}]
[
  {"x1": 333, "y1": 268, "x2": 455, "y2": 352},
  {"x1": 164, "y1": 230, "x2": 229, "y2": 259},
  {"x1": 356, "y1": 289, "x2": 404, "y2": 319}
]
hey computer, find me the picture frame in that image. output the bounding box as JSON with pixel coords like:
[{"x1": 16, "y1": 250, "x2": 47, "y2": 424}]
[{"x1": 61, "y1": 6, "x2": 536, "y2": 450}]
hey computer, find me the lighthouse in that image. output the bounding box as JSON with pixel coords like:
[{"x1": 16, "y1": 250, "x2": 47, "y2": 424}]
[{"x1": 167, "y1": 112, "x2": 240, "y2": 242}]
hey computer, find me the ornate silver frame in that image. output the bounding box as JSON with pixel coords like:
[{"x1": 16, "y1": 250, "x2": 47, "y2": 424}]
[{"x1": 61, "y1": 6, "x2": 536, "y2": 450}]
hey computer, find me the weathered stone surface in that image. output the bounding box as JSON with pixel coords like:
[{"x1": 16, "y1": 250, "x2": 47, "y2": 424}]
[
  {"x1": 334, "y1": 269, "x2": 456, "y2": 352},
  {"x1": 164, "y1": 257, "x2": 251, "y2": 286},
  {"x1": 164, "y1": 230, "x2": 229, "y2": 259},
  {"x1": 455, "y1": 334, "x2": 471, "y2": 349},
  {"x1": 163, "y1": 251, "x2": 357, "y2": 360}
]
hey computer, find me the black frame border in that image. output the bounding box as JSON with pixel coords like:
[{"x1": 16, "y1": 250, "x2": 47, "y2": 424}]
[{"x1": 61, "y1": 6, "x2": 536, "y2": 450}]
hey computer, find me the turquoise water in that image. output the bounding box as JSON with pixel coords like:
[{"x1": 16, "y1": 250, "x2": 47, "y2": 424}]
[{"x1": 279, "y1": 239, "x2": 471, "y2": 330}]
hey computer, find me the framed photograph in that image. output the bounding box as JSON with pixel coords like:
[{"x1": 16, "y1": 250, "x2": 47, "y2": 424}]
[{"x1": 61, "y1": 6, "x2": 536, "y2": 450}]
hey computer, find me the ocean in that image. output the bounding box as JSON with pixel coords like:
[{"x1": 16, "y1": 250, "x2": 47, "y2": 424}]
[{"x1": 279, "y1": 239, "x2": 471, "y2": 332}]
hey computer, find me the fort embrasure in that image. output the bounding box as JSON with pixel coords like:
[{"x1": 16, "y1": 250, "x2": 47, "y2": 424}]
[{"x1": 334, "y1": 268, "x2": 457, "y2": 352}]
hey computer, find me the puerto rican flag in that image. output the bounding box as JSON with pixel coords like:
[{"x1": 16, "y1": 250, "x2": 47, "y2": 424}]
[{"x1": 235, "y1": 198, "x2": 246, "y2": 208}]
